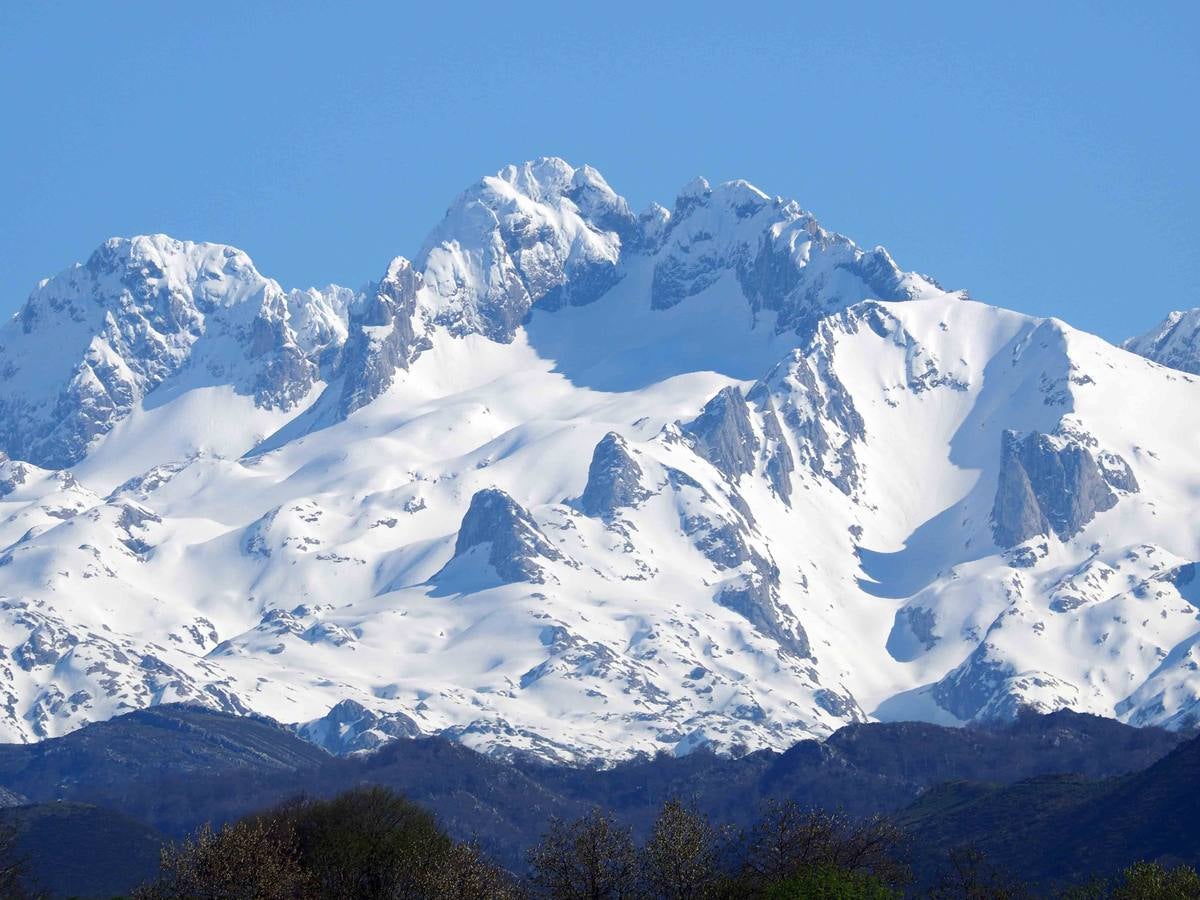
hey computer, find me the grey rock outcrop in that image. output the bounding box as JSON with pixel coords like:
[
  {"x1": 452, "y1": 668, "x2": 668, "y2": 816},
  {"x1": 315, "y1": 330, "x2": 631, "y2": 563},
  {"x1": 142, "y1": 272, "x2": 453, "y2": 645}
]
[
  {"x1": 447, "y1": 488, "x2": 563, "y2": 584},
  {"x1": 672, "y1": 476, "x2": 810, "y2": 659},
  {"x1": 758, "y1": 397, "x2": 796, "y2": 504},
  {"x1": 991, "y1": 447, "x2": 1051, "y2": 548},
  {"x1": 754, "y1": 336, "x2": 865, "y2": 496},
  {"x1": 0, "y1": 452, "x2": 31, "y2": 498},
  {"x1": 683, "y1": 386, "x2": 758, "y2": 479},
  {"x1": 991, "y1": 430, "x2": 1137, "y2": 548},
  {"x1": 678, "y1": 379, "x2": 803, "y2": 537},
  {"x1": 715, "y1": 558, "x2": 811, "y2": 660},
  {"x1": 1098, "y1": 451, "x2": 1139, "y2": 493},
  {"x1": 738, "y1": 235, "x2": 933, "y2": 338},
  {"x1": 578, "y1": 432, "x2": 650, "y2": 518},
  {"x1": 330, "y1": 257, "x2": 426, "y2": 419},
  {"x1": 934, "y1": 631, "x2": 1080, "y2": 723}
]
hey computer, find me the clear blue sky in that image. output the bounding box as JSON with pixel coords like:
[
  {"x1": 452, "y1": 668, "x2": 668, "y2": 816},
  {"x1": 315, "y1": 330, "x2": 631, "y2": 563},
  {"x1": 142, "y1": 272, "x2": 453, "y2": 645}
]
[{"x1": 2, "y1": 2, "x2": 1196, "y2": 341}]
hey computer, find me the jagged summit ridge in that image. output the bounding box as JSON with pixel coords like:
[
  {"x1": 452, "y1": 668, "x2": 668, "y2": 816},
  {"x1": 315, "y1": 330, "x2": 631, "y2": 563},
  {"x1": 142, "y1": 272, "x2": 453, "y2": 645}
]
[
  {"x1": 1, "y1": 159, "x2": 950, "y2": 469},
  {"x1": 414, "y1": 156, "x2": 951, "y2": 344},
  {"x1": 0, "y1": 160, "x2": 955, "y2": 472},
  {"x1": 650, "y1": 175, "x2": 946, "y2": 335}
]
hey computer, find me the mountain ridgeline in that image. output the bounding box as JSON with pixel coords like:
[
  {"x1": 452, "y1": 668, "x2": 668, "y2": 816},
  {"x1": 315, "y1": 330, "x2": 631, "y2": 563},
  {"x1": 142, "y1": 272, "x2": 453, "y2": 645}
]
[{"x1": 0, "y1": 158, "x2": 1197, "y2": 763}]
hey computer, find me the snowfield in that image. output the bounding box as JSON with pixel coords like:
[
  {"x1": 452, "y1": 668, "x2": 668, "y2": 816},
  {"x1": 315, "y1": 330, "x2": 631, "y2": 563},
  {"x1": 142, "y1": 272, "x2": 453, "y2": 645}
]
[{"x1": 0, "y1": 157, "x2": 1197, "y2": 761}]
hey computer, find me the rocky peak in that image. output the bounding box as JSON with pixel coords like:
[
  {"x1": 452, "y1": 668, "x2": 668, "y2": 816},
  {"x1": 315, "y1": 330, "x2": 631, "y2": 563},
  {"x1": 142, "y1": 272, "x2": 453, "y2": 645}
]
[
  {"x1": 328, "y1": 257, "x2": 425, "y2": 420},
  {"x1": 416, "y1": 159, "x2": 950, "y2": 347},
  {"x1": 0, "y1": 235, "x2": 352, "y2": 468},
  {"x1": 1124, "y1": 308, "x2": 1200, "y2": 375},
  {"x1": 650, "y1": 175, "x2": 947, "y2": 334},
  {"x1": 0, "y1": 451, "x2": 31, "y2": 498},
  {"x1": 564, "y1": 165, "x2": 639, "y2": 247},
  {"x1": 284, "y1": 285, "x2": 353, "y2": 362},
  {"x1": 444, "y1": 488, "x2": 563, "y2": 584},
  {"x1": 495, "y1": 157, "x2": 578, "y2": 201},
  {"x1": 578, "y1": 432, "x2": 650, "y2": 518},
  {"x1": 416, "y1": 158, "x2": 631, "y2": 340},
  {"x1": 671, "y1": 175, "x2": 713, "y2": 219},
  {"x1": 637, "y1": 203, "x2": 672, "y2": 251}
]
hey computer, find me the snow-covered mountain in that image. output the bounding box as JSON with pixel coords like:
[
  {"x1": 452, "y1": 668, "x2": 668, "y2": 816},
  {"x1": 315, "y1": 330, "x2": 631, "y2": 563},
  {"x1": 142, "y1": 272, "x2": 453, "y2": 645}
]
[
  {"x1": 0, "y1": 158, "x2": 1197, "y2": 762},
  {"x1": 1125, "y1": 308, "x2": 1200, "y2": 375}
]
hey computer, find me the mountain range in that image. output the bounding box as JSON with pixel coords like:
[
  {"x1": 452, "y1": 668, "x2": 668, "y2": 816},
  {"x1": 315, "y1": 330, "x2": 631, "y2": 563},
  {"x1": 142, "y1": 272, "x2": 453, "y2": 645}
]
[{"x1": 0, "y1": 157, "x2": 1197, "y2": 762}]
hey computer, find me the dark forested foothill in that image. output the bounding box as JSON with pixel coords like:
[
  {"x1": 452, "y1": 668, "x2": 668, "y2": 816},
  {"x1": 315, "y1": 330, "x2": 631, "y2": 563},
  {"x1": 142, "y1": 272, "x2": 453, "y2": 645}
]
[{"x1": 0, "y1": 706, "x2": 1196, "y2": 897}]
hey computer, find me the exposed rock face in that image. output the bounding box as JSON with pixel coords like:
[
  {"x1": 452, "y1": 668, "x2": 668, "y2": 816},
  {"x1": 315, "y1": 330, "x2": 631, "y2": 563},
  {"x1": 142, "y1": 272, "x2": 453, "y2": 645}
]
[
  {"x1": 887, "y1": 606, "x2": 940, "y2": 661},
  {"x1": 992, "y1": 446, "x2": 1051, "y2": 548},
  {"x1": 671, "y1": 473, "x2": 810, "y2": 660},
  {"x1": 715, "y1": 564, "x2": 811, "y2": 660},
  {"x1": 1168, "y1": 562, "x2": 1197, "y2": 600},
  {"x1": 293, "y1": 698, "x2": 419, "y2": 755},
  {"x1": 447, "y1": 488, "x2": 563, "y2": 584},
  {"x1": 1098, "y1": 451, "x2": 1139, "y2": 493},
  {"x1": 858, "y1": 303, "x2": 969, "y2": 393},
  {"x1": 578, "y1": 433, "x2": 650, "y2": 518},
  {"x1": 757, "y1": 397, "x2": 796, "y2": 505},
  {"x1": 683, "y1": 386, "x2": 759, "y2": 479},
  {"x1": 0, "y1": 453, "x2": 30, "y2": 499},
  {"x1": 329, "y1": 257, "x2": 425, "y2": 419},
  {"x1": 754, "y1": 341, "x2": 864, "y2": 496},
  {"x1": 934, "y1": 636, "x2": 1081, "y2": 723},
  {"x1": 991, "y1": 430, "x2": 1137, "y2": 547}
]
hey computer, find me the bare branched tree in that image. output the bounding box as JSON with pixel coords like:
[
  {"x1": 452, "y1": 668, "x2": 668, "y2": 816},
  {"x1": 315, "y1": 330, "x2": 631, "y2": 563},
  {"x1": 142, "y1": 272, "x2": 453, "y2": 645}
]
[
  {"x1": 640, "y1": 798, "x2": 721, "y2": 900},
  {"x1": 527, "y1": 807, "x2": 639, "y2": 900}
]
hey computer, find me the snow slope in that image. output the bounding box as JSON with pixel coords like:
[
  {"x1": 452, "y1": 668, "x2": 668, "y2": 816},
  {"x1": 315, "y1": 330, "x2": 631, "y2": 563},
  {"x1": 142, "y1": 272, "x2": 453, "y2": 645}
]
[{"x1": 0, "y1": 158, "x2": 1197, "y2": 761}]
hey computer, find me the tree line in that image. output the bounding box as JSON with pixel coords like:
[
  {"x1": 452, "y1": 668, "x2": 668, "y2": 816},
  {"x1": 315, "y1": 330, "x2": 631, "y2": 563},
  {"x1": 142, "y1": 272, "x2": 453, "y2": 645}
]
[{"x1": 6, "y1": 785, "x2": 1198, "y2": 898}]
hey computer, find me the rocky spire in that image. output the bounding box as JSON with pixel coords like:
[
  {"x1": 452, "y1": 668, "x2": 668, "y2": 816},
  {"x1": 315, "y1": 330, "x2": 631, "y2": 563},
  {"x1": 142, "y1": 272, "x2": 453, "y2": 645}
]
[
  {"x1": 444, "y1": 488, "x2": 563, "y2": 584},
  {"x1": 578, "y1": 433, "x2": 650, "y2": 519}
]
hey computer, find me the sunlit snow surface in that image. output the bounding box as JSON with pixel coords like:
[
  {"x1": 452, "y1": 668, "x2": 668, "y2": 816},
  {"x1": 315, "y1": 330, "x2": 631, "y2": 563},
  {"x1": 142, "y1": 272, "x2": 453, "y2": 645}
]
[{"x1": 1, "y1": 159, "x2": 1198, "y2": 761}]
